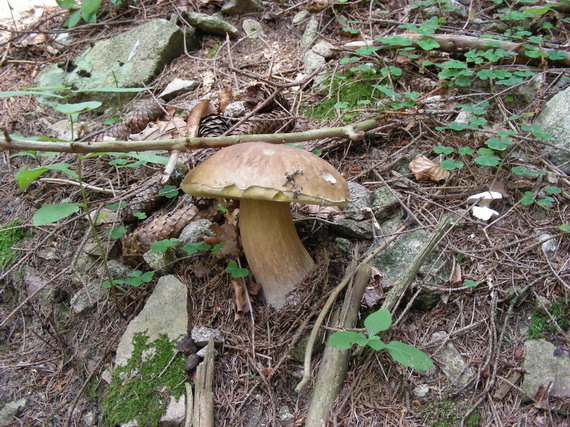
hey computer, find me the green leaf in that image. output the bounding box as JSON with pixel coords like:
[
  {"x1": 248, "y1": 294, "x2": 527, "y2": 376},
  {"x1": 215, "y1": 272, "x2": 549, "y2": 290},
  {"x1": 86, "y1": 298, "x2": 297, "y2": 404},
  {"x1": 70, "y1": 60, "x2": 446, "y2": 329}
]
[
  {"x1": 182, "y1": 241, "x2": 211, "y2": 255},
  {"x1": 376, "y1": 36, "x2": 413, "y2": 46},
  {"x1": 366, "y1": 335, "x2": 386, "y2": 351},
  {"x1": 54, "y1": 101, "x2": 102, "y2": 115},
  {"x1": 15, "y1": 163, "x2": 78, "y2": 190},
  {"x1": 558, "y1": 224, "x2": 570, "y2": 233},
  {"x1": 56, "y1": 0, "x2": 77, "y2": 9},
  {"x1": 463, "y1": 280, "x2": 479, "y2": 288},
  {"x1": 385, "y1": 341, "x2": 434, "y2": 371},
  {"x1": 329, "y1": 331, "x2": 369, "y2": 349},
  {"x1": 0, "y1": 90, "x2": 63, "y2": 99},
  {"x1": 547, "y1": 50, "x2": 567, "y2": 61},
  {"x1": 537, "y1": 197, "x2": 554, "y2": 207},
  {"x1": 33, "y1": 203, "x2": 82, "y2": 226},
  {"x1": 150, "y1": 238, "x2": 179, "y2": 253},
  {"x1": 364, "y1": 309, "x2": 392, "y2": 337},
  {"x1": 417, "y1": 38, "x2": 440, "y2": 50},
  {"x1": 485, "y1": 137, "x2": 512, "y2": 151},
  {"x1": 334, "y1": 102, "x2": 349, "y2": 109},
  {"x1": 106, "y1": 226, "x2": 127, "y2": 239},
  {"x1": 81, "y1": 0, "x2": 102, "y2": 23},
  {"x1": 74, "y1": 87, "x2": 150, "y2": 93},
  {"x1": 433, "y1": 146, "x2": 454, "y2": 155},
  {"x1": 474, "y1": 155, "x2": 500, "y2": 167},
  {"x1": 159, "y1": 185, "x2": 179, "y2": 199},
  {"x1": 458, "y1": 147, "x2": 474, "y2": 155},
  {"x1": 65, "y1": 9, "x2": 82, "y2": 28},
  {"x1": 133, "y1": 212, "x2": 147, "y2": 220},
  {"x1": 521, "y1": 191, "x2": 535, "y2": 206},
  {"x1": 511, "y1": 166, "x2": 546, "y2": 176},
  {"x1": 225, "y1": 260, "x2": 249, "y2": 278},
  {"x1": 211, "y1": 241, "x2": 224, "y2": 255},
  {"x1": 217, "y1": 203, "x2": 227, "y2": 213},
  {"x1": 106, "y1": 201, "x2": 127, "y2": 210},
  {"x1": 544, "y1": 186, "x2": 561, "y2": 195},
  {"x1": 439, "y1": 159, "x2": 464, "y2": 171}
]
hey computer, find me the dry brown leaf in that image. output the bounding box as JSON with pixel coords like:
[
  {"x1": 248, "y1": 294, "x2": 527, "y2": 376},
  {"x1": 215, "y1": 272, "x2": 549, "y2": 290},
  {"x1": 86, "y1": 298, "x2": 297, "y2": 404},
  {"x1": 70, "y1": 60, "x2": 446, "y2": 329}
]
[
  {"x1": 140, "y1": 116, "x2": 187, "y2": 140},
  {"x1": 218, "y1": 88, "x2": 234, "y2": 113},
  {"x1": 306, "y1": 204, "x2": 342, "y2": 219},
  {"x1": 409, "y1": 154, "x2": 450, "y2": 182},
  {"x1": 203, "y1": 222, "x2": 239, "y2": 259},
  {"x1": 186, "y1": 99, "x2": 211, "y2": 136},
  {"x1": 449, "y1": 259, "x2": 462, "y2": 284},
  {"x1": 232, "y1": 280, "x2": 249, "y2": 321},
  {"x1": 306, "y1": 0, "x2": 331, "y2": 12},
  {"x1": 247, "y1": 281, "x2": 262, "y2": 296}
]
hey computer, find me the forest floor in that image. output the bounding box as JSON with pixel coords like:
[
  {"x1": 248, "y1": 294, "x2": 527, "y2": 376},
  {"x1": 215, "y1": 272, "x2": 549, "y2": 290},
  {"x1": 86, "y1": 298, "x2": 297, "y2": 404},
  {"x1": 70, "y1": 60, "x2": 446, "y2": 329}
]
[{"x1": 1, "y1": 0, "x2": 569, "y2": 426}]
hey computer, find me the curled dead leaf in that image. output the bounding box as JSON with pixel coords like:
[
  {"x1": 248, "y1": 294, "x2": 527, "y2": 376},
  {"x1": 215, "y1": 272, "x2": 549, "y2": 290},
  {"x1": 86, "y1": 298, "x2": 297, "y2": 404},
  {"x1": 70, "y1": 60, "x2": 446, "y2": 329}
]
[
  {"x1": 203, "y1": 222, "x2": 239, "y2": 259},
  {"x1": 449, "y1": 259, "x2": 462, "y2": 284},
  {"x1": 232, "y1": 280, "x2": 249, "y2": 321},
  {"x1": 218, "y1": 88, "x2": 234, "y2": 113},
  {"x1": 409, "y1": 154, "x2": 450, "y2": 182},
  {"x1": 306, "y1": 204, "x2": 342, "y2": 219}
]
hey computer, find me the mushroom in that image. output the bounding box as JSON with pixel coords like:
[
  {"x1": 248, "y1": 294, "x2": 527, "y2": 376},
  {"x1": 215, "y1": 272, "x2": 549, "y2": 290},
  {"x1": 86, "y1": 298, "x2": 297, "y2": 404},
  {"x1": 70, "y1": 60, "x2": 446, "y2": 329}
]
[{"x1": 181, "y1": 142, "x2": 350, "y2": 309}]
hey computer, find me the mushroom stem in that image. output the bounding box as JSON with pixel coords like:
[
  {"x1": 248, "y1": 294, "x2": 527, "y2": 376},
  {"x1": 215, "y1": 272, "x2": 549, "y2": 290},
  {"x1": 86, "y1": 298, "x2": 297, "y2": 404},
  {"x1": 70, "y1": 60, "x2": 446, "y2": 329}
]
[{"x1": 239, "y1": 199, "x2": 315, "y2": 309}]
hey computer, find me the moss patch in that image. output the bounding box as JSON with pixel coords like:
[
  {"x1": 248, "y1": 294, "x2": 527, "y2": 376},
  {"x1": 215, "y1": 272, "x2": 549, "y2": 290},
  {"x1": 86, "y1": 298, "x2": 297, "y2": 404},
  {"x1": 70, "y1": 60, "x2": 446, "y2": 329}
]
[
  {"x1": 305, "y1": 73, "x2": 379, "y2": 121},
  {"x1": 419, "y1": 397, "x2": 481, "y2": 426},
  {"x1": 528, "y1": 297, "x2": 570, "y2": 339},
  {"x1": 0, "y1": 219, "x2": 31, "y2": 271},
  {"x1": 100, "y1": 333, "x2": 186, "y2": 426}
]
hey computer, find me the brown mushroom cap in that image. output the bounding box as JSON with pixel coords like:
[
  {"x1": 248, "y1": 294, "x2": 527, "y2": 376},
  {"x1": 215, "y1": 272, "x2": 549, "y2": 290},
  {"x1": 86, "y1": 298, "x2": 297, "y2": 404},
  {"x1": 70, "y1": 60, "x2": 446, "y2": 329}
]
[{"x1": 181, "y1": 142, "x2": 350, "y2": 206}]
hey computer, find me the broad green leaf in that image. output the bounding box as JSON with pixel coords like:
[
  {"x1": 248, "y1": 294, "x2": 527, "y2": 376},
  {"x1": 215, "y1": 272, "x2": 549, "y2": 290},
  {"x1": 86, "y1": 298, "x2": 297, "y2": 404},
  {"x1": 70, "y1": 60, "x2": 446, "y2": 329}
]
[
  {"x1": 105, "y1": 226, "x2": 127, "y2": 239},
  {"x1": 225, "y1": 260, "x2": 249, "y2": 278},
  {"x1": 329, "y1": 331, "x2": 368, "y2": 349},
  {"x1": 150, "y1": 238, "x2": 179, "y2": 253},
  {"x1": 537, "y1": 197, "x2": 554, "y2": 207},
  {"x1": 74, "y1": 87, "x2": 150, "y2": 93},
  {"x1": 417, "y1": 38, "x2": 440, "y2": 50},
  {"x1": 376, "y1": 36, "x2": 412, "y2": 46},
  {"x1": 433, "y1": 146, "x2": 454, "y2": 155},
  {"x1": 54, "y1": 101, "x2": 102, "y2": 114},
  {"x1": 511, "y1": 166, "x2": 546, "y2": 176},
  {"x1": 182, "y1": 241, "x2": 211, "y2": 255},
  {"x1": 0, "y1": 91, "x2": 63, "y2": 99},
  {"x1": 439, "y1": 159, "x2": 463, "y2": 171},
  {"x1": 211, "y1": 241, "x2": 224, "y2": 255},
  {"x1": 81, "y1": 0, "x2": 102, "y2": 23},
  {"x1": 521, "y1": 192, "x2": 535, "y2": 206},
  {"x1": 547, "y1": 50, "x2": 567, "y2": 61},
  {"x1": 133, "y1": 212, "x2": 147, "y2": 220},
  {"x1": 463, "y1": 280, "x2": 479, "y2": 288},
  {"x1": 56, "y1": 0, "x2": 77, "y2": 9},
  {"x1": 65, "y1": 9, "x2": 82, "y2": 27},
  {"x1": 33, "y1": 203, "x2": 82, "y2": 226},
  {"x1": 559, "y1": 224, "x2": 570, "y2": 233},
  {"x1": 106, "y1": 201, "x2": 127, "y2": 210},
  {"x1": 159, "y1": 185, "x2": 179, "y2": 199},
  {"x1": 458, "y1": 147, "x2": 474, "y2": 155},
  {"x1": 366, "y1": 336, "x2": 386, "y2": 351},
  {"x1": 385, "y1": 341, "x2": 434, "y2": 371},
  {"x1": 544, "y1": 186, "x2": 561, "y2": 195},
  {"x1": 485, "y1": 137, "x2": 512, "y2": 151},
  {"x1": 364, "y1": 309, "x2": 392, "y2": 337}
]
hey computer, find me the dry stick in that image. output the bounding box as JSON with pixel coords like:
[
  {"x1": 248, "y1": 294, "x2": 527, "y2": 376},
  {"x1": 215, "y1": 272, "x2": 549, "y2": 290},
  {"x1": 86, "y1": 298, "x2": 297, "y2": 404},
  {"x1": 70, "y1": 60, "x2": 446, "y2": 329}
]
[
  {"x1": 0, "y1": 118, "x2": 381, "y2": 153},
  {"x1": 344, "y1": 34, "x2": 570, "y2": 67},
  {"x1": 305, "y1": 264, "x2": 372, "y2": 427},
  {"x1": 192, "y1": 337, "x2": 215, "y2": 427}
]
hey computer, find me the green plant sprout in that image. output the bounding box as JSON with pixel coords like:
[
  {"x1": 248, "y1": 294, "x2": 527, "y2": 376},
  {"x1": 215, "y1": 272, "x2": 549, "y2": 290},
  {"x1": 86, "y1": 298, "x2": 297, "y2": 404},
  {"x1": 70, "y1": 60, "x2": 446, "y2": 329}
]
[
  {"x1": 330, "y1": 309, "x2": 434, "y2": 371},
  {"x1": 56, "y1": 0, "x2": 102, "y2": 28},
  {"x1": 102, "y1": 270, "x2": 154, "y2": 288},
  {"x1": 225, "y1": 260, "x2": 249, "y2": 279}
]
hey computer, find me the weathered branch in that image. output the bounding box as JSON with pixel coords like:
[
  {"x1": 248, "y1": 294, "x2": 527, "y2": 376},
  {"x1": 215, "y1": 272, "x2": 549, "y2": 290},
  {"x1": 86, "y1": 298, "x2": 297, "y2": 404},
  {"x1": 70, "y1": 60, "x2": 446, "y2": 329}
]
[
  {"x1": 345, "y1": 34, "x2": 570, "y2": 67},
  {"x1": 192, "y1": 338, "x2": 215, "y2": 427},
  {"x1": 305, "y1": 264, "x2": 372, "y2": 427},
  {"x1": 0, "y1": 118, "x2": 381, "y2": 153}
]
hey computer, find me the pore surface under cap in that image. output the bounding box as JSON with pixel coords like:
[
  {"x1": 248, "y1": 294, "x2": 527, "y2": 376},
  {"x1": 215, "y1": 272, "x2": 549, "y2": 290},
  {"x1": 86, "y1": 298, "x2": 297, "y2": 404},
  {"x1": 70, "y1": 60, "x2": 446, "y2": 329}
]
[{"x1": 182, "y1": 142, "x2": 350, "y2": 206}]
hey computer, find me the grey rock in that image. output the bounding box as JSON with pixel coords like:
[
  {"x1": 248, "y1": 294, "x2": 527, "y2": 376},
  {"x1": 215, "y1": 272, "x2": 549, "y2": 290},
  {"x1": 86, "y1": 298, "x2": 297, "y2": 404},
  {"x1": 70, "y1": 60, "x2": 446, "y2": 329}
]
[
  {"x1": 222, "y1": 0, "x2": 263, "y2": 15},
  {"x1": 332, "y1": 217, "x2": 373, "y2": 240},
  {"x1": 537, "y1": 233, "x2": 558, "y2": 259},
  {"x1": 523, "y1": 339, "x2": 570, "y2": 400},
  {"x1": 104, "y1": 259, "x2": 132, "y2": 281},
  {"x1": 49, "y1": 119, "x2": 86, "y2": 141},
  {"x1": 431, "y1": 331, "x2": 474, "y2": 386},
  {"x1": 534, "y1": 295, "x2": 552, "y2": 316},
  {"x1": 303, "y1": 50, "x2": 325, "y2": 74},
  {"x1": 344, "y1": 182, "x2": 372, "y2": 221},
  {"x1": 159, "y1": 78, "x2": 199, "y2": 99},
  {"x1": 243, "y1": 19, "x2": 264, "y2": 39},
  {"x1": 176, "y1": 219, "x2": 215, "y2": 256},
  {"x1": 36, "y1": 20, "x2": 184, "y2": 110},
  {"x1": 413, "y1": 384, "x2": 430, "y2": 398},
  {"x1": 185, "y1": 354, "x2": 201, "y2": 372},
  {"x1": 196, "y1": 345, "x2": 218, "y2": 359},
  {"x1": 0, "y1": 398, "x2": 26, "y2": 424},
  {"x1": 115, "y1": 275, "x2": 188, "y2": 366},
  {"x1": 186, "y1": 12, "x2": 239, "y2": 39},
  {"x1": 292, "y1": 10, "x2": 310, "y2": 25},
  {"x1": 71, "y1": 281, "x2": 107, "y2": 314},
  {"x1": 311, "y1": 40, "x2": 335, "y2": 59},
  {"x1": 533, "y1": 87, "x2": 570, "y2": 173},
  {"x1": 371, "y1": 187, "x2": 400, "y2": 221},
  {"x1": 372, "y1": 229, "x2": 450, "y2": 288},
  {"x1": 191, "y1": 326, "x2": 224, "y2": 346},
  {"x1": 143, "y1": 249, "x2": 175, "y2": 274},
  {"x1": 278, "y1": 406, "x2": 294, "y2": 421},
  {"x1": 300, "y1": 17, "x2": 319, "y2": 51},
  {"x1": 224, "y1": 101, "x2": 247, "y2": 118},
  {"x1": 160, "y1": 395, "x2": 186, "y2": 426}
]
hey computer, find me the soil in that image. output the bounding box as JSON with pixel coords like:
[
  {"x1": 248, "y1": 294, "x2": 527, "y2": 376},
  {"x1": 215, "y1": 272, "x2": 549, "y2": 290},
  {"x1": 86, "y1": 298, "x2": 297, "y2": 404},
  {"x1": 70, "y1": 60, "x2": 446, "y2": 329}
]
[{"x1": 1, "y1": 1, "x2": 569, "y2": 426}]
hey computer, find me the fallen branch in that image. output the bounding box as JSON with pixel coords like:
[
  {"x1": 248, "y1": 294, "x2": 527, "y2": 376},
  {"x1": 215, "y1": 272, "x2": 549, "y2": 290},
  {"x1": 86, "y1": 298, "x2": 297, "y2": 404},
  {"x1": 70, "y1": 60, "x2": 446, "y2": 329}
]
[
  {"x1": 305, "y1": 264, "x2": 372, "y2": 427},
  {"x1": 0, "y1": 118, "x2": 381, "y2": 153},
  {"x1": 192, "y1": 338, "x2": 215, "y2": 427},
  {"x1": 345, "y1": 34, "x2": 570, "y2": 67}
]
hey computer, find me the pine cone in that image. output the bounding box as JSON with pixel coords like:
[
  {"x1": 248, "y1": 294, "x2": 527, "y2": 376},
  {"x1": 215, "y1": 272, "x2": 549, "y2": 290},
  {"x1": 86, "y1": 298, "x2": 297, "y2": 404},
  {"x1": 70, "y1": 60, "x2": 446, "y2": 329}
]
[
  {"x1": 198, "y1": 114, "x2": 230, "y2": 137},
  {"x1": 229, "y1": 109, "x2": 295, "y2": 135},
  {"x1": 243, "y1": 84, "x2": 291, "y2": 113},
  {"x1": 121, "y1": 175, "x2": 173, "y2": 223},
  {"x1": 102, "y1": 100, "x2": 165, "y2": 140},
  {"x1": 122, "y1": 204, "x2": 199, "y2": 265}
]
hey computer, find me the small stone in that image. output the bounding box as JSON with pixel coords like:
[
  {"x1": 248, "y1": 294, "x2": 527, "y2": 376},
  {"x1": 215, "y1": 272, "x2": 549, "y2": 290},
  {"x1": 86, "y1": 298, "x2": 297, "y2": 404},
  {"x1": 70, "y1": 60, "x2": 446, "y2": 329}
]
[
  {"x1": 300, "y1": 17, "x2": 319, "y2": 51},
  {"x1": 224, "y1": 101, "x2": 247, "y2": 118},
  {"x1": 430, "y1": 331, "x2": 474, "y2": 386},
  {"x1": 534, "y1": 295, "x2": 552, "y2": 316},
  {"x1": 371, "y1": 187, "x2": 400, "y2": 221},
  {"x1": 278, "y1": 406, "x2": 294, "y2": 421},
  {"x1": 185, "y1": 354, "x2": 202, "y2": 372},
  {"x1": 196, "y1": 345, "x2": 218, "y2": 359},
  {"x1": 303, "y1": 50, "x2": 325, "y2": 74},
  {"x1": 104, "y1": 259, "x2": 132, "y2": 281},
  {"x1": 332, "y1": 217, "x2": 373, "y2": 240},
  {"x1": 0, "y1": 398, "x2": 26, "y2": 424},
  {"x1": 143, "y1": 249, "x2": 174, "y2": 274},
  {"x1": 537, "y1": 233, "x2": 558, "y2": 259},
  {"x1": 159, "y1": 78, "x2": 199, "y2": 99},
  {"x1": 292, "y1": 10, "x2": 310, "y2": 25},
  {"x1": 71, "y1": 282, "x2": 107, "y2": 314},
  {"x1": 243, "y1": 19, "x2": 264, "y2": 39},
  {"x1": 186, "y1": 12, "x2": 239, "y2": 39},
  {"x1": 191, "y1": 326, "x2": 224, "y2": 346},
  {"x1": 222, "y1": 0, "x2": 263, "y2": 15},
  {"x1": 344, "y1": 182, "x2": 372, "y2": 221},
  {"x1": 176, "y1": 336, "x2": 198, "y2": 355},
  {"x1": 311, "y1": 40, "x2": 335, "y2": 59},
  {"x1": 160, "y1": 395, "x2": 186, "y2": 424},
  {"x1": 523, "y1": 339, "x2": 570, "y2": 401},
  {"x1": 413, "y1": 384, "x2": 430, "y2": 398}
]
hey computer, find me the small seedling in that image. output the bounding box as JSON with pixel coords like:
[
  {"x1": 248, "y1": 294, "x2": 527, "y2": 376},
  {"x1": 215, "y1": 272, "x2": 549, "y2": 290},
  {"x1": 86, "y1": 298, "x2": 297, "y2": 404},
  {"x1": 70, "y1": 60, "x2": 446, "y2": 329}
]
[
  {"x1": 182, "y1": 241, "x2": 211, "y2": 255},
  {"x1": 150, "y1": 238, "x2": 178, "y2": 253},
  {"x1": 225, "y1": 260, "x2": 249, "y2": 279},
  {"x1": 330, "y1": 309, "x2": 433, "y2": 371},
  {"x1": 102, "y1": 270, "x2": 154, "y2": 288}
]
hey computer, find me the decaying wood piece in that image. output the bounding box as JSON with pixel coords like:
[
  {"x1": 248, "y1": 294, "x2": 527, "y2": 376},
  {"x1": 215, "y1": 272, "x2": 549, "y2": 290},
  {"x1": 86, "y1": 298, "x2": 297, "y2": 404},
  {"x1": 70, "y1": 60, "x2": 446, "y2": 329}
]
[
  {"x1": 192, "y1": 337, "x2": 215, "y2": 427},
  {"x1": 305, "y1": 264, "x2": 372, "y2": 427},
  {"x1": 381, "y1": 215, "x2": 454, "y2": 312}
]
